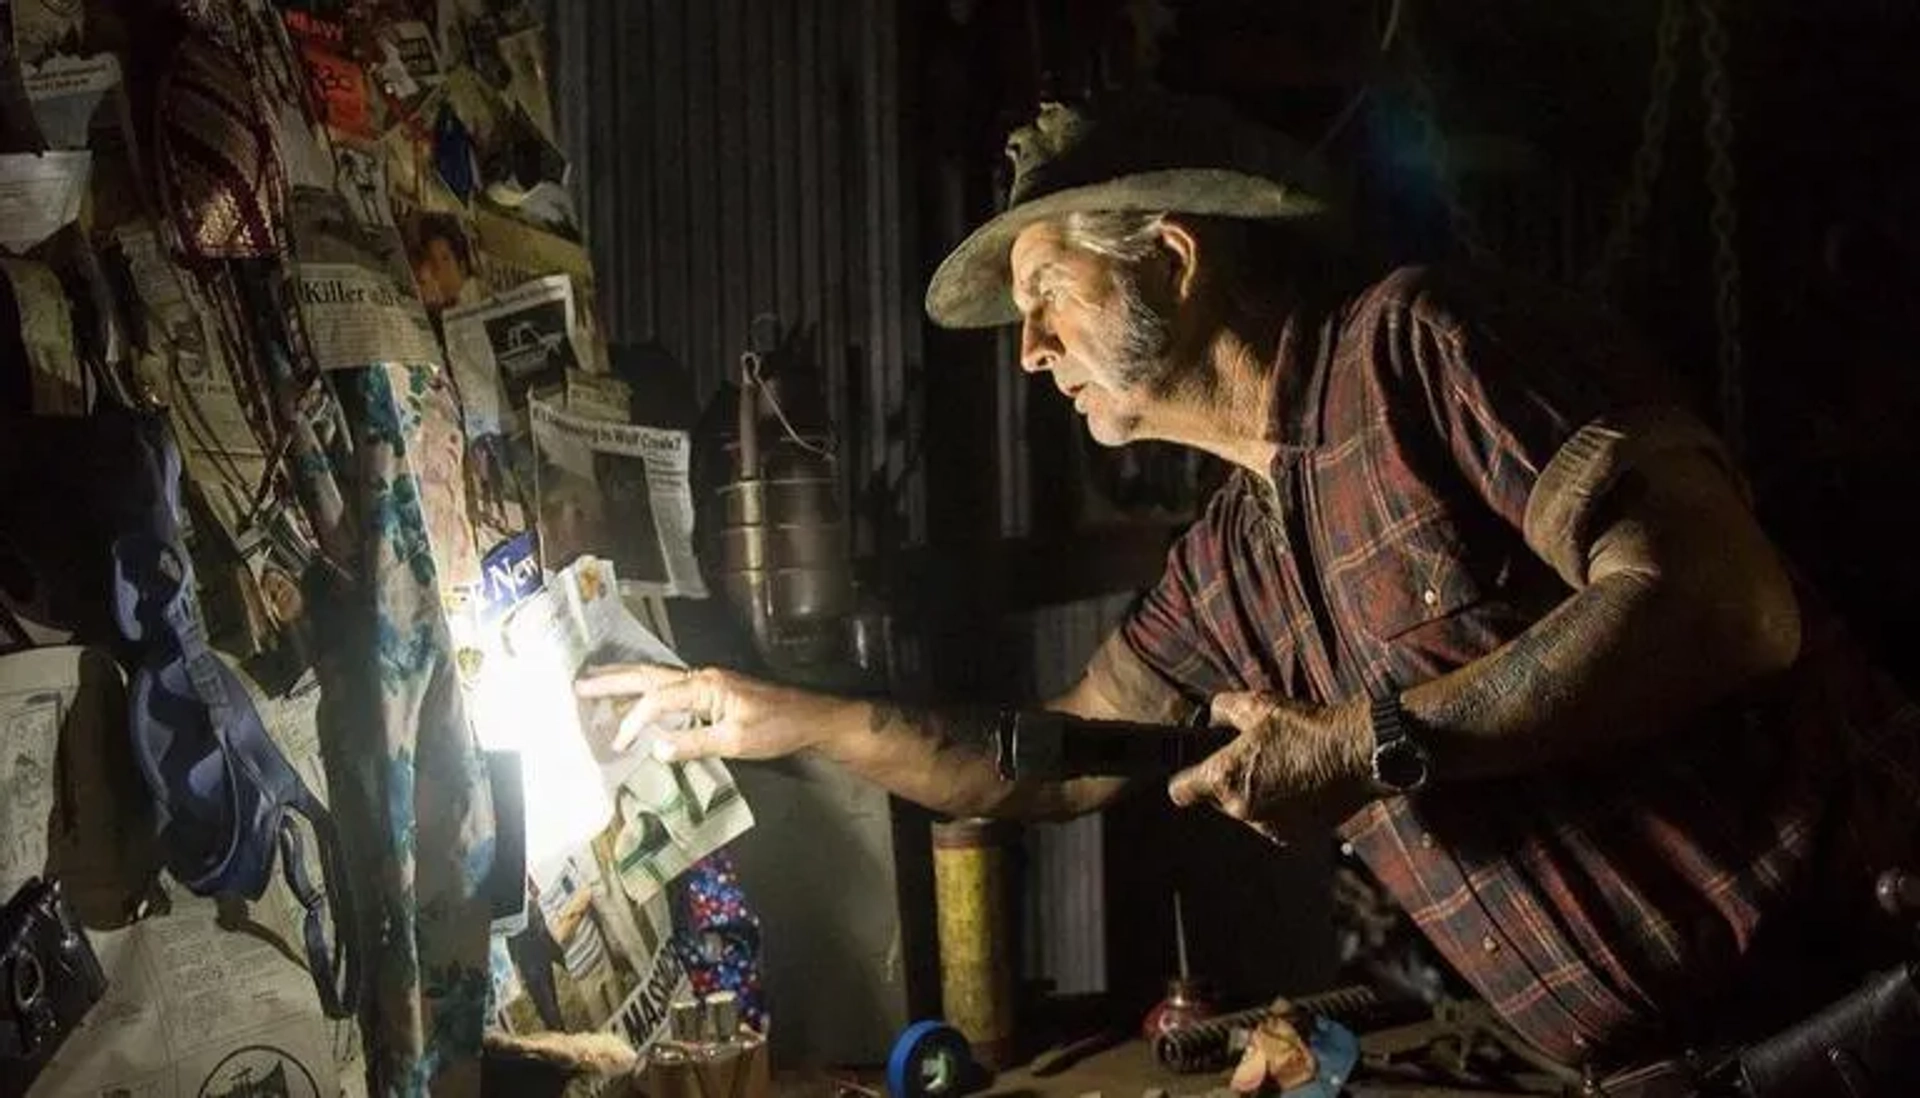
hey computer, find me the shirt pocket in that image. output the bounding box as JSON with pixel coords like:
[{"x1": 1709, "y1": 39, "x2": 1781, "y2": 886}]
[{"x1": 1343, "y1": 511, "x2": 1489, "y2": 646}]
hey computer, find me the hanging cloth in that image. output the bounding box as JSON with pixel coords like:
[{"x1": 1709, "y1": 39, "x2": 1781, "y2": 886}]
[{"x1": 136, "y1": 10, "x2": 497, "y2": 1092}]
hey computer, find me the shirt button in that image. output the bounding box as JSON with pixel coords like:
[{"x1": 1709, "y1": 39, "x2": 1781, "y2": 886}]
[
  {"x1": 1419, "y1": 832, "x2": 1436, "y2": 850},
  {"x1": 1481, "y1": 935, "x2": 1500, "y2": 954},
  {"x1": 1422, "y1": 588, "x2": 1440, "y2": 607}
]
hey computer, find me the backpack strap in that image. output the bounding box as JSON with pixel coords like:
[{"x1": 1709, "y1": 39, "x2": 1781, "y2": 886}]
[{"x1": 113, "y1": 414, "x2": 360, "y2": 1018}]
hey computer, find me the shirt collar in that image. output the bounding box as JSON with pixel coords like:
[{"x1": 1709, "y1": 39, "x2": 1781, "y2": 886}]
[{"x1": 1263, "y1": 296, "x2": 1341, "y2": 458}]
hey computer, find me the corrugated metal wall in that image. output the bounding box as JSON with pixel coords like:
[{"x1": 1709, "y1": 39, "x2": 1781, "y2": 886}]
[
  {"x1": 542, "y1": 0, "x2": 1130, "y2": 1010},
  {"x1": 537, "y1": 0, "x2": 929, "y2": 1062},
  {"x1": 1014, "y1": 593, "x2": 1134, "y2": 994},
  {"x1": 543, "y1": 0, "x2": 924, "y2": 549}
]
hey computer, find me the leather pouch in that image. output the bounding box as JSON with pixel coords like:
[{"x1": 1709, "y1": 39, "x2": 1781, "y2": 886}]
[{"x1": 1739, "y1": 964, "x2": 1920, "y2": 1098}]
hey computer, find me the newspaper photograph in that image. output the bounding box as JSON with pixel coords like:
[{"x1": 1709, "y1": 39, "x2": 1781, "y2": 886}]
[
  {"x1": 442, "y1": 274, "x2": 580, "y2": 430},
  {"x1": 469, "y1": 557, "x2": 747, "y2": 877},
  {"x1": 400, "y1": 208, "x2": 484, "y2": 315},
  {"x1": 3, "y1": 650, "x2": 364, "y2": 1098},
  {"x1": 372, "y1": 20, "x2": 443, "y2": 102},
  {"x1": 496, "y1": 843, "x2": 691, "y2": 1058},
  {"x1": 530, "y1": 397, "x2": 706, "y2": 598},
  {"x1": 9, "y1": 0, "x2": 84, "y2": 68},
  {"x1": 333, "y1": 143, "x2": 397, "y2": 231}
]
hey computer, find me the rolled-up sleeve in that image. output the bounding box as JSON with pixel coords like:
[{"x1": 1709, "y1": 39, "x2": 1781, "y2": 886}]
[{"x1": 1385, "y1": 271, "x2": 1738, "y2": 588}]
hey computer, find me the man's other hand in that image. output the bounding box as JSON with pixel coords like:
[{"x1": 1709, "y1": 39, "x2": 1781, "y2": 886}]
[
  {"x1": 573, "y1": 664, "x2": 848, "y2": 762},
  {"x1": 1167, "y1": 691, "x2": 1373, "y2": 842}
]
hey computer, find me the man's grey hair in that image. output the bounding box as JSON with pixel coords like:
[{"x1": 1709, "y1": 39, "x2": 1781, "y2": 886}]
[{"x1": 1060, "y1": 210, "x2": 1171, "y2": 264}]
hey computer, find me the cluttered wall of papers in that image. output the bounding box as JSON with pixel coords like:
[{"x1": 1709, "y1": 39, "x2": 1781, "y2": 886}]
[
  {"x1": 0, "y1": 0, "x2": 766, "y2": 1093},
  {"x1": 454, "y1": 554, "x2": 755, "y2": 1052}
]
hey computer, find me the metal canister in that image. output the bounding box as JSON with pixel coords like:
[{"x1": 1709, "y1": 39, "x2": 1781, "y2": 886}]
[{"x1": 931, "y1": 819, "x2": 1017, "y2": 1070}]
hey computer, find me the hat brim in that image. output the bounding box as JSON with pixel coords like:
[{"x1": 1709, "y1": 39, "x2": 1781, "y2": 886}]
[{"x1": 923, "y1": 168, "x2": 1328, "y2": 330}]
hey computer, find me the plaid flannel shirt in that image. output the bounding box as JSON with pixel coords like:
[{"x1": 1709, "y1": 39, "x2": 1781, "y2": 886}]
[{"x1": 1104, "y1": 266, "x2": 1920, "y2": 1066}]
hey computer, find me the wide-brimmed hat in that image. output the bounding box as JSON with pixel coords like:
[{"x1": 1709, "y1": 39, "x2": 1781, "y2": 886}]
[{"x1": 924, "y1": 92, "x2": 1335, "y2": 329}]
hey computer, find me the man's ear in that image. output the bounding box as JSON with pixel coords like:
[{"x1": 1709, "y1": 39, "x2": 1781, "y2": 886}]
[{"x1": 1157, "y1": 218, "x2": 1203, "y2": 304}]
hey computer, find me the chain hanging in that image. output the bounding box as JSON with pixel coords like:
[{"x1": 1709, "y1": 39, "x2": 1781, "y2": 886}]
[
  {"x1": 1698, "y1": 0, "x2": 1744, "y2": 459},
  {"x1": 1582, "y1": 0, "x2": 1688, "y2": 293}
]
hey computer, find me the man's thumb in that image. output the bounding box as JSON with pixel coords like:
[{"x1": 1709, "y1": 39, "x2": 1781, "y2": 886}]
[{"x1": 1167, "y1": 759, "x2": 1215, "y2": 808}]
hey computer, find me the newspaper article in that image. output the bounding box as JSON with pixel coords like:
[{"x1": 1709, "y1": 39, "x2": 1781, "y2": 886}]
[
  {"x1": 1, "y1": 650, "x2": 363, "y2": 1098},
  {"x1": 529, "y1": 397, "x2": 706, "y2": 599},
  {"x1": 287, "y1": 187, "x2": 444, "y2": 373},
  {"x1": 468, "y1": 557, "x2": 747, "y2": 875},
  {"x1": 459, "y1": 558, "x2": 744, "y2": 1051},
  {"x1": 442, "y1": 274, "x2": 579, "y2": 433},
  {"x1": 163, "y1": 328, "x2": 272, "y2": 543},
  {"x1": 0, "y1": 257, "x2": 84, "y2": 414},
  {"x1": 294, "y1": 261, "x2": 444, "y2": 371},
  {"x1": 0, "y1": 151, "x2": 89, "y2": 254},
  {"x1": 22, "y1": 53, "x2": 120, "y2": 151}
]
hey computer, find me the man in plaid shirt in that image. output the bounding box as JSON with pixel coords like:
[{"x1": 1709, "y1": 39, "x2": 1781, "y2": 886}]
[{"x1": 580, "y1": 95, "x2": 1920, "y2": 1085}]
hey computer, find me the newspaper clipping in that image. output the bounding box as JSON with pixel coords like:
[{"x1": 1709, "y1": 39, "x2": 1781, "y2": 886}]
[
  {"x1": 22, "y1": 53, "x2": 121, "y2": 151},
  {"x1": 2, "y1": 649, "x2": 363, "y2": 1098},
  {"x1": 295, "y1": 261, "x2": 444, "y2": 371},
  {"x1": 442, "y1": 274, "x2": 580, "y2": 434},
  {"x1": 0, "y1": 151, "x2": 89, "y2": 254},
  {"x1": 459, "y1": 558, "x2": 749, "y2": 1050},
  {"x1": 468, "y1": 557, "x2": 748, "y2": 874},
  {"x1": 529, "y1": 397, "x2": 705, "y2": 598}
]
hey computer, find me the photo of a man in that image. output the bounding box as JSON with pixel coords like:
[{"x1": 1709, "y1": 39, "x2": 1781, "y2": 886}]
[{"x1": 402, "y1": 211, "x2": 481, "y2": 313}]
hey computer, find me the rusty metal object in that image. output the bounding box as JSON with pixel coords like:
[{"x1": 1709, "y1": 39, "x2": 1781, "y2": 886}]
[
  {"x1": 717, "y1": 523, "x2": 847, "y2": 570},
  {"x1": 711, "y1": 333, "x2": 853, "y2": 670},
  {"x1": 1152, "y1": 984, "x2": 1406, "y2": 1073},
  {"x1": 1356, "y1": 999, "x2": 1582, "y2": 1095},
  {"x1": 931, "y1": 819, "x2": 1018, "y2": 1071},
  {"x1": 716, "y1": 476, "x2": 839, "y2": 527}
]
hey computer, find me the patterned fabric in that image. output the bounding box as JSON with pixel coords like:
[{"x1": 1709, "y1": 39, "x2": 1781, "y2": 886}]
[
  {"x1": 153, "y1": 29, "x2": 287, "y2": 260},
  {"x1": 307, "y1": 364, "x2": 496, "y2": 1095},
  {"x1": 668, "y1": 851, "x2": 767, "y2": 1032},
  {"x1": 1116, "y1": 266, "x2": 1920, "y2": 1066}
]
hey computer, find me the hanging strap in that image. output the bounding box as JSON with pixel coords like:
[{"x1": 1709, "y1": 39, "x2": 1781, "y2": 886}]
[{"x1": 111, "y1": 414, "x2": 360, "y2": 1019}]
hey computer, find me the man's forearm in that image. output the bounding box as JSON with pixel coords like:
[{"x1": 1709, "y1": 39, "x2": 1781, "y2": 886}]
[
  {"x1": 1402, "y1": 489, "x2": 1800, "y2": 782},
  {"x1": 810, "y1": 698, "x2": 1125, "y2": 820},
  {"x1": 1402, "y1": 570, "x2": 1683, "y2": 780}
]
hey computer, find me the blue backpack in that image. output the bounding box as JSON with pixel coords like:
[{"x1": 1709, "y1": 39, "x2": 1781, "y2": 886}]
[{"x1": 109, "y1": 412, "x2": 359, "y2": 1019}]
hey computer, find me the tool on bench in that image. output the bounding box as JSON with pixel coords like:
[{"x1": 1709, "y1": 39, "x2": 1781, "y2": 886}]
[
  {"x1": 1143, "y1": 892, "x2": 1217, "y2": 1042},
  {"x1": 1152, "y1": 985, "x2": 1418, "y2": 1074}
]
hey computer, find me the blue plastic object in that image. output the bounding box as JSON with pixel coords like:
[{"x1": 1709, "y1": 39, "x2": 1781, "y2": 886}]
[
  {"x1": 886, "y1": 1021, "x2": 975, "y2": 1098},
  {"x1": 111, "y1": 415, "x2": 358, "y2": 1019},
  {"x1": 1280, "y1": 1016, "x2": 1361, "y2": 1098}
]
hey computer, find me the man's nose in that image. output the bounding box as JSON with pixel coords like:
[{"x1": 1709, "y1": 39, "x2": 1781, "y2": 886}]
[{"x1": 1020, "y1": 314, "x2": 1061, "y2": 373}]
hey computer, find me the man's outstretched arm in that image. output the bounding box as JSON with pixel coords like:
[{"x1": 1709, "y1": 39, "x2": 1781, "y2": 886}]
[{"x1": 575, "y1": 633, "x2": 1191, "y2": 820}]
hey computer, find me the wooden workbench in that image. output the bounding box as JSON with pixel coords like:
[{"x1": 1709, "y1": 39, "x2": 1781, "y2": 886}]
[{"x1": 774, "y1": 1040, "x2": 1539, "y2": 1098}]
